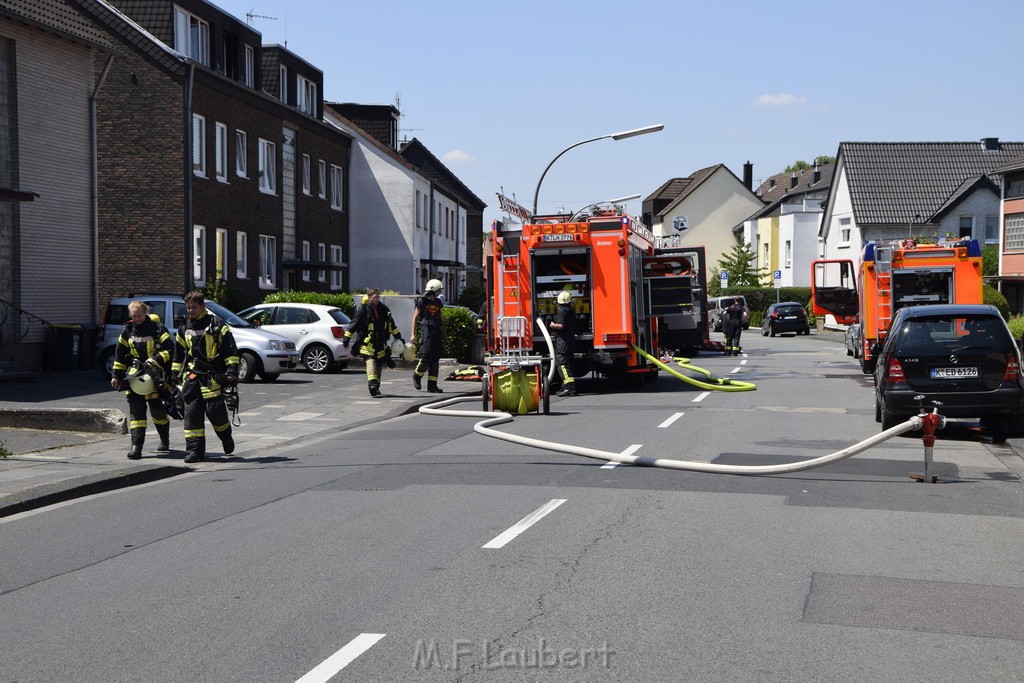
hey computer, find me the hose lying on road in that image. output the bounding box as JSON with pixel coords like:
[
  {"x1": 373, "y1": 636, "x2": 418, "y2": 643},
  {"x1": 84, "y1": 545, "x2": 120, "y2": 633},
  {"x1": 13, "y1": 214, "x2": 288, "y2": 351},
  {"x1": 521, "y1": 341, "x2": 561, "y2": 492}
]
[
  {"x1": 419, "y1": 397, "x2": 921, "y2": 476},
  {"x1": 635, "y1": 346, "x2": 757, "y2": 392}
]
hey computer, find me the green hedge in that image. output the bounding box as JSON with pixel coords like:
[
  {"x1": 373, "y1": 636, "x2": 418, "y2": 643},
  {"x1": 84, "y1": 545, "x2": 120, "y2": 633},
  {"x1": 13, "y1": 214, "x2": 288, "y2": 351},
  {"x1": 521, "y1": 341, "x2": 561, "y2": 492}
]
[
  {"x1": 440, "y1": 307, "x2": 477, "y2": 361},
  {"x1": 262, "y1": 291, "x2": 356, "y2": 316}
]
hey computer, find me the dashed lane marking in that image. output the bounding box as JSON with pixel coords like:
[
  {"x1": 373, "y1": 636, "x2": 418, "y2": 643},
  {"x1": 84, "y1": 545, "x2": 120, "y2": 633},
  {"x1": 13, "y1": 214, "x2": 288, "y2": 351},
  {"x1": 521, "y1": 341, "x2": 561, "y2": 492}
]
[{"x1": 483, "y1": 499, "x2": 567, "y2": 549}]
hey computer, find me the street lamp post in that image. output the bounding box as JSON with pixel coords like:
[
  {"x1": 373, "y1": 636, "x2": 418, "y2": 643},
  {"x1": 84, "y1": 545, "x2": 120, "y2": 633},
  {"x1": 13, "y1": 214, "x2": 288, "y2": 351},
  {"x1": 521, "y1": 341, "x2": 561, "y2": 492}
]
[{"x1": 531, "y1": 124, "x2": 664, "y2": 217}]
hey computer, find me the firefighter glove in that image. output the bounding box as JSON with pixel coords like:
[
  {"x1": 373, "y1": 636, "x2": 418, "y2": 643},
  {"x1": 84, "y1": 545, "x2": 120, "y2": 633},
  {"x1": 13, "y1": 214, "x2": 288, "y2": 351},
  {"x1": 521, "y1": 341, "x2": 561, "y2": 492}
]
[
  {"x1": 223, "y1": 372, "x2": 238, "y2": 387},
  {"x1": 342, "y1": 337, "x2": 350, "y2": 349}
]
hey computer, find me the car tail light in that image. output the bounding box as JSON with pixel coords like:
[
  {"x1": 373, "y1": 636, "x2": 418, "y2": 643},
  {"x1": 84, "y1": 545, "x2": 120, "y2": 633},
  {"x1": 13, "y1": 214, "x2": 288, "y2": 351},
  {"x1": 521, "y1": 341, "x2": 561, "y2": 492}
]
[
  {"x1": 771, "y1": 310, "x2": 779, "y2": 319},
  {"x1": 888, "y1": 357, "x2": 906, "y2": 385},
  {"x1": 1004, "y1": 355, "x2": 1021, "y2": 382},
  {"x1": 330, "y1": 326, "x2": 345, "y2": 339}
]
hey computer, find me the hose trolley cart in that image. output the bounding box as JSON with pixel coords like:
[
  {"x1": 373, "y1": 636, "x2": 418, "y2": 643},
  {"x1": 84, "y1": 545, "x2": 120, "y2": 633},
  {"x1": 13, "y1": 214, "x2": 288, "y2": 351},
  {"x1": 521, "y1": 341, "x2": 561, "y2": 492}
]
[{"x1": 481, "y1": 315, "x2": 550, "y2": 415}]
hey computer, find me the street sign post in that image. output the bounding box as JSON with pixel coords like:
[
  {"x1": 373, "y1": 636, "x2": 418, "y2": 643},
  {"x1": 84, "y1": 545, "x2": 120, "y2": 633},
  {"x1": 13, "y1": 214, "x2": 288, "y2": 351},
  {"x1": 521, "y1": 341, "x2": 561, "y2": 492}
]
[
  {"x1": 774, "y1": 269, "x2": 782, "y2": 301},
  {"x1": 720, "y1": 271, "x2": 728, "y2": 289}
]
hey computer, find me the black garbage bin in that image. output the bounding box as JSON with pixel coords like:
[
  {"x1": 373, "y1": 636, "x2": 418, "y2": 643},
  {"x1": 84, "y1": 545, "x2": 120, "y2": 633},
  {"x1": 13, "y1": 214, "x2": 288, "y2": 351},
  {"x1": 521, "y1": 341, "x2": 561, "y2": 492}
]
[
  {"x1": 78, "y1": 323, "x2": 99, "y2": 370},
  {"x1": 51, "y1": 324, "x2": 82, "y2": 372}
]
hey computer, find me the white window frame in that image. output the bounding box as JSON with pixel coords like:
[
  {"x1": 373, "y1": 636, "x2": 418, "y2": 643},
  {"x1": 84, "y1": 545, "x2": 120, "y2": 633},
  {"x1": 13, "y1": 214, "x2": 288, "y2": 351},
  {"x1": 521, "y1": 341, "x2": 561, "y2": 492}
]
[
  {"x1": 296, "y1": 75, "x2": 317, "y2": 116},
  {"x1": 259, "y1": 234, "x2": 277, "y2": 288},
  {"x1": 301, "y1": 240, "x2": 310, "y2": 281},
  {"x1": 215, "y1": 228, "x2": 228, "y2": 280},
  {"x1": 839, "y1": 217, "x2": 851, "y2": 247},
  {"x1": 214, "y1": 122, "x2": 228, "y2": 181},
  {"x1": 330, "y1": 245, "x2": 343, "y2": 290},
  {"x1": 193, "y1": 225, "x2": 206, "y2": 285},
  {"x1": 318, "y1": 160, "x2": 326, "y2": 199},
  {"x1": 318, "y1": 243, "x2": 326, "y2": 282},
  {"x1": 258, "y1": 138, "x2": 276, "y2": 194},
  {"x1": 422, "y1": 195, "x2": 428, "y2": 229},
  {"x1": 174, "y1": 6, "x2": 209, "y2": 65},
  {"x1": 279, "y1": 65, "x2": 287, "y2": 102},
  {"x1": 243, "y1": 45, "x2": 255, "y2": 88},
  {"x1": 235, "y1": 129, "x2": 247, "y2": 178},
  {"x1": 302, "y1": 154, "x2": 311, "y2": 195},
  {"x1": 192, "y1": 114, "x2": 206, "y2": 177},
  {"x1": 330, "y1": 165, "x2": 344, "y2": 210},
  {"x1": 784, "y1": 240, "x2": 792, "y2": 269},
  {"x1": 415, "y1": 190, "x2": 422, "y2": 227},
  {"x1": 236, "y1": 231, "x2": 248, "y2": 278}
]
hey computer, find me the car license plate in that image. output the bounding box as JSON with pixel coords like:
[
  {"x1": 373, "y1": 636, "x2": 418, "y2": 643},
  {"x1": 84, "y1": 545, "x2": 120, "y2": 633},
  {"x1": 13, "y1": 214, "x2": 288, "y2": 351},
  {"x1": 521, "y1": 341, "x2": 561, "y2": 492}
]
[
  {"x1": 543, "y1": 234, "x2": 576, "y2": 242},
  {"x1": 930, "y1": 366, "x2": 979, "y2": 379},
  {"x1": 783, "y1": 315, "x2": 796, "y2": 320}
]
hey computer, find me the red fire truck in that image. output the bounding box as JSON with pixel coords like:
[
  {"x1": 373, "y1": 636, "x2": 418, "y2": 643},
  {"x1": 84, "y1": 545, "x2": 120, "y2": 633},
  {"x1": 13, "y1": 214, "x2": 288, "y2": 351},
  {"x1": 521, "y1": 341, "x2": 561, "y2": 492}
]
[{"x1": 485, "y1": 208, "x2": 709, "y2": 384}]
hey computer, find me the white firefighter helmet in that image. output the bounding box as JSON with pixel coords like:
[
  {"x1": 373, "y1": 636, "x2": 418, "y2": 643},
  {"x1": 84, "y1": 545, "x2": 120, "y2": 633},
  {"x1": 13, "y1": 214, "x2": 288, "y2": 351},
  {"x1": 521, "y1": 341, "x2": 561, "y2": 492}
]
[
  {"x1": 557, "y1": 291, "x2": 572, "y2": 305},
  {"x1": 425, "y1": 278, "x2": 443, "y2": 293},
  {"x1": 390, "y1": 338, "x2": 406, "y2": 358},
  {"x1": 127, "y1": 367, "x2": 157, "y2": 395}
]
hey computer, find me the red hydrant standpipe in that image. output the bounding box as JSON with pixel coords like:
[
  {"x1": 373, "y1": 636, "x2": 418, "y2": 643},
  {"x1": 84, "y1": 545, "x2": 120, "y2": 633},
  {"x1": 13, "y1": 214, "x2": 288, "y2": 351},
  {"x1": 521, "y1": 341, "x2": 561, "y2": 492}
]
[{"x1": 917, "y1": 410, "x2": 946, "y2": 483}]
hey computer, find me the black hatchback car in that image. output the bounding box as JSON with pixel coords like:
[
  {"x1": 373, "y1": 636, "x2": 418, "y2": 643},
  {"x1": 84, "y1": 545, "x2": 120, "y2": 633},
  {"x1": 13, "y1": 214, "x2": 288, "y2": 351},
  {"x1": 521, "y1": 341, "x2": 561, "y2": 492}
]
[
  {"x1": 761, "y1": 301, "x2": 811, "y2": 336},
  {"x1": 873, "y1": 304, "x2": 1024, "y2": 441}
]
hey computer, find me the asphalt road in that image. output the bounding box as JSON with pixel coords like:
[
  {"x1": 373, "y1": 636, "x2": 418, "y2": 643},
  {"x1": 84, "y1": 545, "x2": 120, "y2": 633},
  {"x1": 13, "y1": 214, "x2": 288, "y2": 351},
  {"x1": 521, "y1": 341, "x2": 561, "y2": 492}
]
[{"x1": 2, "y1": 331, "x2": 1024, "y2": 681}]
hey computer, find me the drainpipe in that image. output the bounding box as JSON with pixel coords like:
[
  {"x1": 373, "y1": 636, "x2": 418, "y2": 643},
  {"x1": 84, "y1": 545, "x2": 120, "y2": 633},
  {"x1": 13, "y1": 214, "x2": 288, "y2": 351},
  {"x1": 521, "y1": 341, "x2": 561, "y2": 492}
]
[
  {"x1": 428, "y1": 185, "x2": 434, "y2": 284},
  {"x1": 90, "y1": 54, "x2": 114, "y2": 324},
  {"x1": 183, "y1": 63, "x2": 195, "y2": 293}
]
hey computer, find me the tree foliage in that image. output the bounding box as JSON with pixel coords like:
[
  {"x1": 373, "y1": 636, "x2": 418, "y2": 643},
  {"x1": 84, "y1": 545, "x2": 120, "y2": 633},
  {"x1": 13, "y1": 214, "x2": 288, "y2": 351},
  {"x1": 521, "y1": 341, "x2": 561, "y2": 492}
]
[
  {"x1": 714, "y1": 242, "x2": 764, "y2": 288},
  {"x1": 783, "y1": 155, "x2": 836, "y2": 173}
]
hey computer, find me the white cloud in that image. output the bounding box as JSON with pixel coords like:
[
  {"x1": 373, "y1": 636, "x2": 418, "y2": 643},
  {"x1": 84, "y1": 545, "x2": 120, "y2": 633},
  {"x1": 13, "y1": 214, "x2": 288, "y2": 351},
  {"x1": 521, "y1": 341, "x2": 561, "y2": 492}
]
[
  {"x1": 442, "y1": 149, "x2": 474, "y2": 163},
  {"x1": 753, "y1": 93, "x2": 809, "y2": 107}
]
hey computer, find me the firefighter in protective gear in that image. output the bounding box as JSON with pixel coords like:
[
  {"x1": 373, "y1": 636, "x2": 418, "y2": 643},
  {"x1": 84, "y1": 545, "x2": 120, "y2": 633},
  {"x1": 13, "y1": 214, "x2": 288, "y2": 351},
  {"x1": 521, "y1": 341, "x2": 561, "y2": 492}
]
[
  {"x1": 411, "y1": 278, "x2": 446, "y2": 393},
  {"x1": 111, "y1": 301, "x2": 174, "y2": 459},
  {"x1": 172, "y1": 290, "x2": 239, "y2": 463},
  {"x1": 723, "y1": 296, "x2": 744, "y2": 356},
  {"x1": 344, "y1": 289, "x2": 403, "y2": 397},
  {"x1": 549, "y1": 290, "x2": 578, "y2": 396}
]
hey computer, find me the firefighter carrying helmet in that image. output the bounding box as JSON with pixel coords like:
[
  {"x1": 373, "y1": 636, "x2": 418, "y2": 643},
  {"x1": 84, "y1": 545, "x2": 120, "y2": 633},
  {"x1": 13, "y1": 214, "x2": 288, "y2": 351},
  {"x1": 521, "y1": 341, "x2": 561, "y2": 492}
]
[
  {"x1": 425, "y1": 278, "x2": 443, "y2": 293},
  {"x1": 557, "y1": 291, "x2": 572, "y2": 305},
  {"x1": 390, "y1": 338, "x2": 406, "y2": 358},
  {"x1": 127, "y1": 367, "x2": 157, "y2": 395}
]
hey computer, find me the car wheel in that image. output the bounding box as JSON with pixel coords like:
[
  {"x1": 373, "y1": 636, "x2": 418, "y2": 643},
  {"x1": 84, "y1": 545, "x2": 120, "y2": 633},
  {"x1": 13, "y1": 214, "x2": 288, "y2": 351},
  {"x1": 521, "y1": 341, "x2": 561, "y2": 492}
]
[
  {"x1": 259, "y1": 372, "x2": 280, "y2": 382},
  {"x1": 762, "y1": 327, "x2": 768, "y2": 337},
  {"x1": 981, "y1": 415, "x2": 1010, "y2": 444},
  {"x1": 769, "y1": 326, "x2": 776, "y2": 338},
  {"x1": 1007, "y1": 412, "x2": 1024, "y2": 438},
  {"x1": 237, "y1": 351, "x2": 260, "y2": 383},
  {"x1": 881, "y1": 404, "x2": 904, "y2": 431},
  {"x1": 302, "y1": 343, "x2": 334, "y2": 373},
  {"x1": 874, "y1": 396, "x2": 882, "y2": 423},
  {"x1": 99, "y1": 347, "x2": 115, "y2": 379}
]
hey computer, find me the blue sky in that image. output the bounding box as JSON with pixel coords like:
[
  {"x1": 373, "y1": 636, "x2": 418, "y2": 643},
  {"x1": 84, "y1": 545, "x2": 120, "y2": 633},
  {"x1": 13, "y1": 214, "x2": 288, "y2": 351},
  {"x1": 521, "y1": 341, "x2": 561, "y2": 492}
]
[{"x1": 213, "y1": 0, "x2": 1024, "y2": 229}]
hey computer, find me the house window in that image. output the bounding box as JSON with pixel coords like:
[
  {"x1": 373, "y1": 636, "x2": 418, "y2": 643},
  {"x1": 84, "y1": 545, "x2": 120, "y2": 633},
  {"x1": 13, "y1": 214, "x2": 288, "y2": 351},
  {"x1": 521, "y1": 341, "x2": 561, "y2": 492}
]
[
  {"x1": 985, "y1": 215, "x2": 999, "y2": 243},
  {"x1": 330, "y1": 245, "x2": 343, "y2": 289},
  {"x1": 192, "y1": 114, "x2": 205, "y2": 176},
  {"x1": 839, "y1": 217, "x2": 851, "y2": 246},
  {"x1": 330, "y1": 164, "x2": 343, "y2": 210},
  {"x1": 279, "y1": 65, "x2": 287, "y2": 103},
  {"x1": 1007, "y1": 178, "x2": 1024, "y2": 199},
  {"x1": 243, "y1": 45, "x2": 255, "y2": 88},
  {"x1": 258, "y1": 138, "x2": 276, "y2": 194},
  {"x1": 236, "y1": 231, "x2": 248, "y2": 278},
  {"x1": 296, "y1": 75, "x2": 317, "y2": 116},
  {"x1": 215, "y1": 228, "x2": 228, "y2": 280},
  {"x1": 415, "y1": 190, "x2": 422, "y2": 227},
  {"x1": 318, "y1": 243, "x2": 326, "y2": 282},
  {"x1": 302, "y1": 154, "x2": 311, "y2": 195},
  {"x1": 763, "y1": 242, "x2": 769, "y2": 268},
  {"x1": 235, "y1": 130, "x2": 247, "y2": 177},
  {"x1": 301, "y1": 240, "x2": 310, "y2": 281},
  {"x1": 784, "y1": 240, "x2": 792, "y2": 268},
  {"x1": 959, "y1": 216, "x2": 974, "y2": 239},
  {"x1": 193, "y1": 225, "x2": 206, "y2": 285},
  {"x1": 259, "y1": 235, "x2": 277, "y2": 288},
  {"x1": 174, "y1": 6, "x2": 209, "y2": 65},
  {"x1": 215, "y1": 122, "x2": 227, "y2": 181},
  {"x1": 1006, "y1": 214, "x2": 1024, "y2": 252},
  {"x1": 318, "y1": 160, "x2": 326, "y2": 199},
  {"x1": 422, "y1": 195, "x2": 429, "y2": 229}
]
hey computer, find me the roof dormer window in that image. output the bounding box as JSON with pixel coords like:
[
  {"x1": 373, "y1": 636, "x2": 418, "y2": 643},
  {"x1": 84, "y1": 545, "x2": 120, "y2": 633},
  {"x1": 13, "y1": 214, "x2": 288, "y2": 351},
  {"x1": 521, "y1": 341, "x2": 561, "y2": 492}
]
[
  {"x1": 296, "y1": 75, "x2": 316, "y2": 116},
  {"x1": 174, "y1": 6, "x2": 209, "y2": 66}
]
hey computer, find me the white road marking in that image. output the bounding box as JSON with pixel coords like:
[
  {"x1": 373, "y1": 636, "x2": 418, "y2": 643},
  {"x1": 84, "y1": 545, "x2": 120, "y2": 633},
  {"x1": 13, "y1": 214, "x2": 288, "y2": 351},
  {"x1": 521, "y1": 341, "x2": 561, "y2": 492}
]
[
  {"x1": 295, "y1": 633, "x2": 386, "y2": 683},
  {"x1": 483, "y1": 499, "x2": 567, "y2": 549},
  {"x1": 602, "y1": 444, "x2": 642, "y2": 469},
  {"x1": 657, "y1": 413, "x2": 684, "y2": 429},
  {"x1": 9, "y1": 454, "x2": 68, "y2": 461},
  {"x1": 740, "y1": 360, "x2": 747, "y2": 365},
  {"x1": 730, "y1": 367, "x2": 741, "y2": 373},
  {"x1": 692, "y1": 392, "x2": 710, "y2": 403}
]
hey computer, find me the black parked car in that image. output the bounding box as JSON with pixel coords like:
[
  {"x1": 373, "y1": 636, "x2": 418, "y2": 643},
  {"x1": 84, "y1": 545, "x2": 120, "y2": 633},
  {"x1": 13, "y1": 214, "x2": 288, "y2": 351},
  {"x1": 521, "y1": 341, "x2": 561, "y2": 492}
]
[
  {"x1": 873, "y1": 304, "x2": 1024, "y2": 441},
  {"x1": 761, "y1": 302, "x2": 811, "y2": 337}
]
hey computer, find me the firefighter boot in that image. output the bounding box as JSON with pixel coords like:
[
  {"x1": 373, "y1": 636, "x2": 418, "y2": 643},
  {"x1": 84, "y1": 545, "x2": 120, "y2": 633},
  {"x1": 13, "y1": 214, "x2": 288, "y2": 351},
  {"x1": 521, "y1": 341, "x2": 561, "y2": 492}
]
[
  {"x1": 427, "y1": 380, "x2": 444, "y2": 394},
  {"x1": 127, "y1": 428, "x2": 145, "y2": 460},
  {"x1": 220, "y1": 430, "x2": 235, "y2": 455},
  {"x1": 369, "y1": 379, "x2": 381, "y2": 397},
  {"x1": 155, "y1": 422, "x2": 170, "y2": 452},
  {"x1": 184, "y1": 437, "x2": 205, "y2": 464},
  {"x1": 412, "y1": 372, "x2": 422, "y2": 390}
]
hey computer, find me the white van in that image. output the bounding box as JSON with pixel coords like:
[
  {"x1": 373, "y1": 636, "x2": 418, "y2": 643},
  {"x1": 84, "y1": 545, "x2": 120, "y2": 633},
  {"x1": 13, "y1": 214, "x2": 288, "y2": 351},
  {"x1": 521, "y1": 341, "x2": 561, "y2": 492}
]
[{"x1": 708, "y1": 295, "x2": 749, "y2": 332}]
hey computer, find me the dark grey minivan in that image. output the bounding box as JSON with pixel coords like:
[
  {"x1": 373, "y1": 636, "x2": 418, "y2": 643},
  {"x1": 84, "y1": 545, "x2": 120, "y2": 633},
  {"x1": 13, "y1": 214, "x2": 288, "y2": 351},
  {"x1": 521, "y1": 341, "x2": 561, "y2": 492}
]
[{"x1": 873, "y1": 304, "x2": 1024, "y2": 441}]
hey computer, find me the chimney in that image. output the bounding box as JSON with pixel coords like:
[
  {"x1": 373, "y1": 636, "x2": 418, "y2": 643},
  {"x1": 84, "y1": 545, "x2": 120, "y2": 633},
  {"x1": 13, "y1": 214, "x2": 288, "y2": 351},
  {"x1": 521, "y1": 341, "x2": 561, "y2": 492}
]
[
  {"x1": 812, "y1": 164, "x2": 821, "y2": 184},
  {"x1": 790, "y1": 174, "x2": 798, "y2": 189},
  {"x1": 742, "y1": 161, "x2": 753, "y2": 190},
  {"x1": 982, "y1": 137, "x2": 1000, "y2": 151}
]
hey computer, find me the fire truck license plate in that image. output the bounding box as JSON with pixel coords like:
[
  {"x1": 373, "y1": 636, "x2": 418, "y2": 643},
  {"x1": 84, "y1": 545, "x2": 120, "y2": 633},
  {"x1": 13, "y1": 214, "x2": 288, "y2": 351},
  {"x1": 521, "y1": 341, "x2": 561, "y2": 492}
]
[
  {"x1": 543, "y1": 234, "x2": 576, "y2": 242},
  {"x1": 930, "y1": 366, "x2": 979, "y2": 379}
]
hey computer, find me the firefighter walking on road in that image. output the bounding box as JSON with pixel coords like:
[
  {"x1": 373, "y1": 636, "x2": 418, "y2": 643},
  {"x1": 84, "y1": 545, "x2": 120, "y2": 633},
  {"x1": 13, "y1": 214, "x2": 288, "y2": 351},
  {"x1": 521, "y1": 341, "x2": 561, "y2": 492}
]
[
  {"x1": 723, "y1": 296, "x2": 744, "y2": 356},
  {"x1": 411, "y1": 278, "x2": 446, "y2": 393},
  {"x1": 172, "y1": 290, "x2": 239, "y2": 463},
  {"x1": 345, "y1": 288, "x2": 404, "y2": 397},
  {"x1": 110, "y1": 300, "x2": 174, "y2": 459},
  {"x1": 549, "y1": 290, "x2": 579, "y2": 396}
]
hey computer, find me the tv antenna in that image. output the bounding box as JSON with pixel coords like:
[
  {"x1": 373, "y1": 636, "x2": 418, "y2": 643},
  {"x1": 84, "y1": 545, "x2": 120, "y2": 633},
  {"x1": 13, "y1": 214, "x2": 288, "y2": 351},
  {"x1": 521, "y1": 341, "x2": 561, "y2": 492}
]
[{"x1": 245, "y1": 8, "x2": 278, "y2": 25}]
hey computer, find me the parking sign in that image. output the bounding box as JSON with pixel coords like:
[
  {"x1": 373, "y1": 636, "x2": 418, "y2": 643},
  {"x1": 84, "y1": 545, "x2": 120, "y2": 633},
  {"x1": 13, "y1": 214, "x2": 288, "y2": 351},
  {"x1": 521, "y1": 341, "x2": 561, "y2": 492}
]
[{"x1": 720, "y1": 271, "x2": 728, "y2": 288}]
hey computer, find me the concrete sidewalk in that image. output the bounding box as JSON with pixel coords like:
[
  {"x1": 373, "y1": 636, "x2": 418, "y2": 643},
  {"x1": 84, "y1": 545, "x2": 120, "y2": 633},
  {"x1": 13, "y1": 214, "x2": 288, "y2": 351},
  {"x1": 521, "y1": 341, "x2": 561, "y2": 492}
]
[{"x1": 0, "y1": 365, "x2": 482, "y2": 517}]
